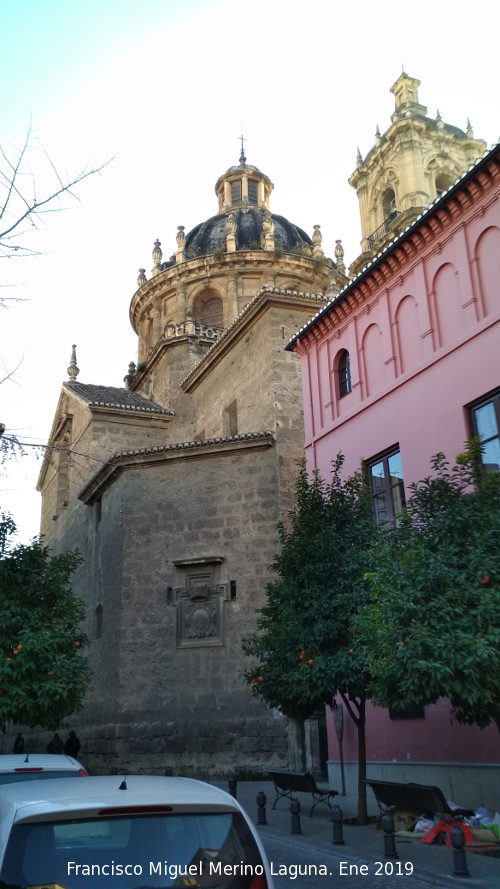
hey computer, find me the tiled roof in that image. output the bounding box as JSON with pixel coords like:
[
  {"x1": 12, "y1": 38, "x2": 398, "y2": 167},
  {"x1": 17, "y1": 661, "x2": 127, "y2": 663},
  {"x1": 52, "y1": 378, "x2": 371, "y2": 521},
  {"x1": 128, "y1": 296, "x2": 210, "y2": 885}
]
[
  {"x1": 112, "y1": 429, "x2": 274, "y2": 459},
  {"x1": 78, "y1": 430, "x2": 275, "y2": 503},
  {"x1": 64, "y1": 382, "x2": 173, "y2": 415}
]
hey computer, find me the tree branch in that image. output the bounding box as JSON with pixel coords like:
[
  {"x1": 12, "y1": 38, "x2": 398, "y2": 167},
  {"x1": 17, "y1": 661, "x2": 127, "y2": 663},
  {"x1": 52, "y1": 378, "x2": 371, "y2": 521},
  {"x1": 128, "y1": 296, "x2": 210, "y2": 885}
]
[{"x1": 0, "y1": 123, "x2": 113, "y2": 258}]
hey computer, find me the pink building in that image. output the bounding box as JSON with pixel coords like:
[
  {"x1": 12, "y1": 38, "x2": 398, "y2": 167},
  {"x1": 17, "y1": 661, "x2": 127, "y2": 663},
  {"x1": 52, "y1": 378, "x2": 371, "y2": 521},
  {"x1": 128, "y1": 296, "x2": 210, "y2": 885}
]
[{"x1": 288, "y1": 142, "x2": 500, "y2": 809}]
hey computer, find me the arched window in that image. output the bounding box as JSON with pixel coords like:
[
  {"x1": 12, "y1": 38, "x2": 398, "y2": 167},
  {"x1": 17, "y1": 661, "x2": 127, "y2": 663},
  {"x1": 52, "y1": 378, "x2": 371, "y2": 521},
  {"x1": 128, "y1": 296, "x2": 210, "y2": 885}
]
[
  {"x1": 435, "y1": 174, "x2": 453, "y2": 199},
  {"x1": 338, "y1": 350, "x2": 351, "y2": 398},
  {"x1": 194, "y1": 295, "x2": 223, "y2": 328},
  {"x1": 382, "y1": 188, "x2": 397, "y2": 223}
]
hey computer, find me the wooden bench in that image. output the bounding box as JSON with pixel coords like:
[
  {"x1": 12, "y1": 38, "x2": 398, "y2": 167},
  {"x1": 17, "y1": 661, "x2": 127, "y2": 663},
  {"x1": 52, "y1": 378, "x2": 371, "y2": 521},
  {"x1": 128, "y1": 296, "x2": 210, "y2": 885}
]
[
  {"x1": 364, "y1": 779, "x2": 474, "y2": 820},
  {"x1": 266, "y1": 769, "x2": 338, "y2": 816}
]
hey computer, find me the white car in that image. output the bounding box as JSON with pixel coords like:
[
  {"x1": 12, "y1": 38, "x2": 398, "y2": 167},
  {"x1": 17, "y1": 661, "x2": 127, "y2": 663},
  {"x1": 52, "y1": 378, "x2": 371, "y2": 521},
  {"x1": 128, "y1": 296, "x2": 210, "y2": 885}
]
[
  {"x1": 0, "y1": 753, "x2": 88, "y2": 785},
  {"x1": 0, "y1": 774, "x2": 273, "y2": 888}
]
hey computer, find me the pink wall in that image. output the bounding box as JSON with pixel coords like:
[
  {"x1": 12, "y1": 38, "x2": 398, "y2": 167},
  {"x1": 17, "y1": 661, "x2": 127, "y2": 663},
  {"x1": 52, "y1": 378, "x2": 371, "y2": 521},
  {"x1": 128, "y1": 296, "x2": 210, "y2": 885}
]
[{"x1": 293, "y1": 147, "x2": 500, "y2": 766}]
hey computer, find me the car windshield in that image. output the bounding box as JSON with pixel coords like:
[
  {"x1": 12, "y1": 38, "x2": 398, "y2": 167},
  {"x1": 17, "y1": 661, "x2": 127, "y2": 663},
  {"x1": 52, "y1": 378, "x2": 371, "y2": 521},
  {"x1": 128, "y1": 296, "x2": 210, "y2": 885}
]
[
  {"x1": 0, "y1": 811, "x2": 267, "y2": 889},
  {"x1": 0, "y1": 770, "x2": 81, "y2": 785}
]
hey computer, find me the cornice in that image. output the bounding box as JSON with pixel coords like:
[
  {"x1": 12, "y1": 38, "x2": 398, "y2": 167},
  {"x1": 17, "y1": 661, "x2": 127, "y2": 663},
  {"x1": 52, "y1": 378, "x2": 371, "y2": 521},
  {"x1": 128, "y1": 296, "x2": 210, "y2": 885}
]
[
  {"x1": 129, "y1": 250, "x2": 330, "y2": 332},
  {"x1": 78, "y1": 430, "x2": 276, "y2": 504},
  {"x1": 88, "y1": 403, "x2": 174, "y2": 420}
]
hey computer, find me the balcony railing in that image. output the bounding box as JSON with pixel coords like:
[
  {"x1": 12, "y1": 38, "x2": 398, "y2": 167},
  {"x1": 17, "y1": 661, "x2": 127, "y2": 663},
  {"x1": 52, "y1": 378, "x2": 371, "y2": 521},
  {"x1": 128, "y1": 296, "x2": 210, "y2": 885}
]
[
  {"x1": 164, "y1": 321, "x2": 225, "y2": 343},
  {"x1": 367, "y1": 210, "x2": 399, "y2": 251}
]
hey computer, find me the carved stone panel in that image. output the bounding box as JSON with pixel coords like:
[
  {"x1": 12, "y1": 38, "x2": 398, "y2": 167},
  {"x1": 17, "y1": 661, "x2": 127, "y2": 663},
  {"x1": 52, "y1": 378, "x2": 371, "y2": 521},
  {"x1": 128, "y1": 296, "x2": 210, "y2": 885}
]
[{"x1": 173, "y1": 563, "x2": 226, "y2": 648}]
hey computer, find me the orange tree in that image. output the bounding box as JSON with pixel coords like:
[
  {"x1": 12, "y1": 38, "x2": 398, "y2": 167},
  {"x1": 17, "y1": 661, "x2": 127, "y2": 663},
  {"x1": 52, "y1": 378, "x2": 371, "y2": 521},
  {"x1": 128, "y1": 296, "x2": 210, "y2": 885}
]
[
  {"x1": 0, "y1": 514, "x2": 91, "y2": 729},
  {"x1": 243, "y1": 457, "x2": 377, "y2": 824},
  {"x1": 357, "y1": 443, "x2": 500, "y2": 732}
]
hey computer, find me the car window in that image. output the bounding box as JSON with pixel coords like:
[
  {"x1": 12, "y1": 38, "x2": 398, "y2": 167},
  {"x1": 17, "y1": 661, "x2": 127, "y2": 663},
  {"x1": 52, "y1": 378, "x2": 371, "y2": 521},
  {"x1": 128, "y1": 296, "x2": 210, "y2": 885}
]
[
  {"x1": 0, "y1": 770, "x2": 81, "y2": 785},
  {"x1": 0, "y1": 812, "x2": 268, "y2": 889}
]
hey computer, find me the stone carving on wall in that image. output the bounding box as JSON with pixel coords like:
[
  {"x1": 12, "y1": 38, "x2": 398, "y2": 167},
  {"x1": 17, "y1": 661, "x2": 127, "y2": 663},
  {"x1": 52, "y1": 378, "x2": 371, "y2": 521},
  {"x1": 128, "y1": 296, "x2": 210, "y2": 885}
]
[
  {"x1": 173, "y1": 561, "x2": 227, "y2": 648},
  {"x1": 184, "y1": 600, "x2": 217, "y2": 640}
]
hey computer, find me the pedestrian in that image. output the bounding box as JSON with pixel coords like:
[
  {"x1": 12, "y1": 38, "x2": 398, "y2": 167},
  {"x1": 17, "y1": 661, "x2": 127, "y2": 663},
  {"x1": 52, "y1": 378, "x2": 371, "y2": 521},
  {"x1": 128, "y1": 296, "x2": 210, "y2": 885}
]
[
  {"x1": 64, "y1": 729, "x2": 81, "y2": 759},
  {"x1": 47, "y1": 732, "x2": 64, "y2": 754},
  {"x1": 13, "y1": 733, "x2": 24, "y2": 754}
]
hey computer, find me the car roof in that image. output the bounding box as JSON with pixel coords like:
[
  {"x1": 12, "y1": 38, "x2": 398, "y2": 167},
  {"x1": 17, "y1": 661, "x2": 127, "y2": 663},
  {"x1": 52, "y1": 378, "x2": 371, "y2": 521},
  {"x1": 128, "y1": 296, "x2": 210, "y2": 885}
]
[
  {"x1": 0, "y1": 775, "x2": 240, "y2": 824},
  {"x1": 0, "y1": 753, "x2": 83, "y2": 771}
]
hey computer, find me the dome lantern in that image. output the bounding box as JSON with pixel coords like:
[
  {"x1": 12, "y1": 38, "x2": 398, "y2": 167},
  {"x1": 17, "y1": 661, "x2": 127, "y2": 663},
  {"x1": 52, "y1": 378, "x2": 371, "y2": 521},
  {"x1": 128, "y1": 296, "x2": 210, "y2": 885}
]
[{"x1": 215, "y1": 153, "x2": 273, "y2": 215}]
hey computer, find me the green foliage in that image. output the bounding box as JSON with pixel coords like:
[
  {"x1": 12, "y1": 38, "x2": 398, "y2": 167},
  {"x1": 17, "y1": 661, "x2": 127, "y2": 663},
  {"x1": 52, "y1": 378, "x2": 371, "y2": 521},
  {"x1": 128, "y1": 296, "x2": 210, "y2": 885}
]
[
  {"x1": 289, "y1": 244, "x2": 312, "y2": 258},
  {"x1": 0, "y1": 515, "x2": 92, "y2": 729},
  {"x1": 243, "y1": 457, "x2": 376, "y2": 720},
  {"x1": 357, "y1": 443, "x2": 500, "y2": 729}
]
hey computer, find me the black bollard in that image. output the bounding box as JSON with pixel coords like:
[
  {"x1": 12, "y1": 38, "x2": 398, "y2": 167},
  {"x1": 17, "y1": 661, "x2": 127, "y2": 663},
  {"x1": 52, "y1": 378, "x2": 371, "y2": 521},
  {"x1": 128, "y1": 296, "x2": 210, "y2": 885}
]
[
  {"x1": 290, "y1": 798, "x2": 302, "y2": 835},
  {"x1": 257, "y1": 791, "x2": 267, "y2": 825},
  {"x1": 332, "y1": 805, "x2": 345, "y2": 844},
  {"x1": 450, "y1": 825, "x2": 470, "y2": 878},
  {"x1": 381, "y1": 812, "x2": 398, "y2": 858},
  {"x1": 228, "y1": 776, "x2": 237, "y2": 799}
]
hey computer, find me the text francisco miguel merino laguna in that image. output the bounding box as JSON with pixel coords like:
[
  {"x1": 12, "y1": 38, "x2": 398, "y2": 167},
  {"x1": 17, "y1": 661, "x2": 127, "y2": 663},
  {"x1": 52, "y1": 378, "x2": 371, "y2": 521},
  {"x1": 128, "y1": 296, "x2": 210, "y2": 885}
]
[{"x1": 67, "y1": 860, "x2": 329, "y2": 879}]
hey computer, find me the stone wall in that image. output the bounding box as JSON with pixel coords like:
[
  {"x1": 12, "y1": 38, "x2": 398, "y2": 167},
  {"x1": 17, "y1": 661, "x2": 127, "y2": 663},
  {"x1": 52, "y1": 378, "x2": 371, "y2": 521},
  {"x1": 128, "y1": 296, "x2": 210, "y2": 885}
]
[{"x1": 39, "y1": 436, "x2": 290, "y2": 776}]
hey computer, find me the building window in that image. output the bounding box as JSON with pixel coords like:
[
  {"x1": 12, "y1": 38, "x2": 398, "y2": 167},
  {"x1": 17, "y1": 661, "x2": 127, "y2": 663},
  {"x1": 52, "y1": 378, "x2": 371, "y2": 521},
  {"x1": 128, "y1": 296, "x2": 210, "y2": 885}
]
[
  {"x1": 367, "y1": 448, "x2": 406, "y2": 525},
  {"x1": 469, "y1": 390, "x2": 500, "y2": 471},
  {"x1": 223, "y1": 400, "x2": 238, "y2": 436},
  {"x1": 435, "y1": 174, "x2": 453, "y2": 199},
  {"x1": 248, "y1": 179, "x2": 258, "y2": 204},
  {"x1": 338, "y1": 350, "x2": 351, "y2": 398},
  {"x1": 199, "y1": 296, "x2": 223, "y2": 327},
  {"x1": 231, "y1": 180, "x2": 241, "y2": 205},
  {"x1": 382, "y1": 188, "x2": 397, "y2": 224}
]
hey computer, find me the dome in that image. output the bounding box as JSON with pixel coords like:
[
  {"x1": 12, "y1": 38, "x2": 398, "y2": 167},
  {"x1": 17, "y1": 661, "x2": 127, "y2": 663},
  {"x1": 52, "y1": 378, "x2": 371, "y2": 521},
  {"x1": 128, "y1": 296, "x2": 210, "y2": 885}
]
[{"x1": 184, "y1": 207, "x2": 313, "y2": 256}]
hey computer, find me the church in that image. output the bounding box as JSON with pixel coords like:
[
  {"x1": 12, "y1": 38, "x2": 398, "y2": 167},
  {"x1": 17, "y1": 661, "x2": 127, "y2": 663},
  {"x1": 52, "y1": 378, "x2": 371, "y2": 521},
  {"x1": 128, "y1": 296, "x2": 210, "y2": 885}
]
[{"x1": 36, "y1": 74, "x2": 486, "y2": 776}]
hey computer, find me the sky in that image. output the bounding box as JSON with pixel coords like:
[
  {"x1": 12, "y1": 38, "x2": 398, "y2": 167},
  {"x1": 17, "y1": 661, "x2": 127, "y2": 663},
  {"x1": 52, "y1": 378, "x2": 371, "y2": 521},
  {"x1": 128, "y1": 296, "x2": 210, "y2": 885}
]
[{"x1": 1, "y1": 0, "x2": 499, "y2": 543}]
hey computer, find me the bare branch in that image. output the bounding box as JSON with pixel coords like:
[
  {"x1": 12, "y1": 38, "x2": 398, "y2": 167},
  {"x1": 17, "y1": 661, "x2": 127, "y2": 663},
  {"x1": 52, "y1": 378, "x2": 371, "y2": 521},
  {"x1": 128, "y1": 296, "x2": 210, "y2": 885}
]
[
  {"x1": 0, "y1": 355, "x2": 25, "y2": 386},
  {"x1": 0, "y1": 123, "x2": 113, "y2": 259},
  {"x1": 1, "y1": 430, "x2": 102, "y2": 484},
  {"x1": 0, "y1": 122, "x2": 33, "y2": 223}
]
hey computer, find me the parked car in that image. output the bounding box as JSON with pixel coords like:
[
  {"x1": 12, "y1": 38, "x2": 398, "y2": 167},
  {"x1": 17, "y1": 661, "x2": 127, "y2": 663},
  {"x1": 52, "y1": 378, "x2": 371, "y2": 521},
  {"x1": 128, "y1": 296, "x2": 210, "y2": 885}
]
[
  {"x1": 0, "y1": 774, "x2": 272, "y2": 888},
  {"x1": 0, "y1": 753, "x2": 88, "y2": 785}
]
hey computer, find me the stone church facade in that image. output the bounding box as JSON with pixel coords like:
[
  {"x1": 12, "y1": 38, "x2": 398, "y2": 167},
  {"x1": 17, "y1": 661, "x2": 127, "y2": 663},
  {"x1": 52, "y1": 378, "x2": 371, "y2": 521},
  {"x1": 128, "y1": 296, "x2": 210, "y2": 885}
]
[
  {"x1": 37, "y1": 150, "x2": 347, "y2": 775},
  {"x1": 36, "y1": 74, "x2": 485, "y2": 776}
]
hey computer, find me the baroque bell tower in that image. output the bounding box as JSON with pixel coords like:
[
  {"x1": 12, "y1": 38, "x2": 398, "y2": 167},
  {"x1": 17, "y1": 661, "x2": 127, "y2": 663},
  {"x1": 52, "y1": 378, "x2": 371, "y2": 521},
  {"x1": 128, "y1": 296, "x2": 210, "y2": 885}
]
[{"x1": 349, "y1": 73, "x2": 486, "y2": 276}]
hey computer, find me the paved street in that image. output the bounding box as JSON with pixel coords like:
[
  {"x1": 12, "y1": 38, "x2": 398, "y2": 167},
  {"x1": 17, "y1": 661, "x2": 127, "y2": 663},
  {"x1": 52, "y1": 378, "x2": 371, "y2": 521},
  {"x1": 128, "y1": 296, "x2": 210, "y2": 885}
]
[
  {"x1": 260, "y1": 833, "x2": 440, "y2": 888},
  {"x1": 215, "y1": 782, "x2": 500, "y2": 889}
]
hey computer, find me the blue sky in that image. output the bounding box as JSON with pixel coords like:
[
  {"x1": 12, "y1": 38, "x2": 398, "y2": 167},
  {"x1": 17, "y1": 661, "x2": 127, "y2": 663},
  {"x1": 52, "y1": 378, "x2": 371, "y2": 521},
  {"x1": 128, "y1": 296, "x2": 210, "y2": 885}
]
[{"x1": 1, "y1": 0, "x2": 499, "y2": 541}]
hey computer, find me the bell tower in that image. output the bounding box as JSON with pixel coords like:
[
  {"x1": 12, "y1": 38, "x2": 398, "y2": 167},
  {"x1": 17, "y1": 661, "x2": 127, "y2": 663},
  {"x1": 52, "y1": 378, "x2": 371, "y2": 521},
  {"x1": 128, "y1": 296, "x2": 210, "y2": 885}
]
[{"x1": 349, "y1": 73, "x2": 486, "y2": 276}]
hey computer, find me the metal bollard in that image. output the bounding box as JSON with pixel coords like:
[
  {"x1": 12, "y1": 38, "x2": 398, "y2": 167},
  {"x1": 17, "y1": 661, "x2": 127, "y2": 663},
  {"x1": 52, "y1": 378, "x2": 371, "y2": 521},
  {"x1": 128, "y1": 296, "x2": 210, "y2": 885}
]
[
  {"x1": 332, "y1": 805, "x2": 345, "y2": 844},
  {"x1": 381, "y1": 812, "x2": 398, "y2": 858},
  {"x1": 228, "y1": 776, "x2": 237, "y2": 798},
  {"x1": 450, "y1": 825, "x2": 470, "y2": 878},
  {"x1": 257, "y1": 791, "x2": 267, "y2": 825},
  {"x1": 290, "y1": 798, "x2": 302, "y2": 834}
]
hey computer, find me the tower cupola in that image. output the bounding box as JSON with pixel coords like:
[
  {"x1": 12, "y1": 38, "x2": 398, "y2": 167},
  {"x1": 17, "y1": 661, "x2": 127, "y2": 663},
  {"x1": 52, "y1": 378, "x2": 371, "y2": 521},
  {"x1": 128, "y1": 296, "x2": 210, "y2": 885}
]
[
  {"x1": 214, "y1": 147, "x2": 273, "y2": 213},
  {"x1": 390, "y1": 72, "x2": 427, "y2": 121}
]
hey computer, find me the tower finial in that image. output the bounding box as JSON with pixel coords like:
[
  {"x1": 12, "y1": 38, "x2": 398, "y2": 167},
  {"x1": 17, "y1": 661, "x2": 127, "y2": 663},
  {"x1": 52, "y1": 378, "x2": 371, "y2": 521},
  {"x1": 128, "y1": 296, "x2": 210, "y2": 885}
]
[
  {"x1": 239, "y1": 134, "x2": 246, "y2": 166},
  {"x1": 67, "y1": 344, "x2": 79, "y2": 382}
]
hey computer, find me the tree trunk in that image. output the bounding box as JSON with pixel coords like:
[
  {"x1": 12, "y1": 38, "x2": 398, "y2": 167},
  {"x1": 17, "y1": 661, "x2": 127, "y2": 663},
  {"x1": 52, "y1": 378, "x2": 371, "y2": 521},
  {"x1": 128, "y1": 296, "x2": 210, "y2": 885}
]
[
  {"x1": 339, "y1": 693, "x2": 368, "y2": 825},
  {"x1": 288, "y1": 717, "x2": 306, "y2": 770},
  {"x1": 356, "y1": 697, "x2": 368, "y2": 825}
]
